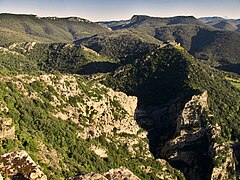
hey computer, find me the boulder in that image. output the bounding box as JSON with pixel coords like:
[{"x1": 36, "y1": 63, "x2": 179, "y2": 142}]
[{"x1": 0, "y1": 150, "x2": 47, "y2": 180}]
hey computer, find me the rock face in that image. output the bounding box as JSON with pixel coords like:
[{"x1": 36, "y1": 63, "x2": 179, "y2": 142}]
[
  {"x1": 134, "y1": 96, "x2": 189, "y2": 156},
  {"x1": 80, "y1": 45, "x2": 100, "y2": 56},
  {"x1": 0, "y1": 100, "x2": 9, "y2": 113},
  {"x1": 15, "y1": 74, "x2": 138, "y2": 139},
  {"x1": 153, "y1": 92, "x2": 211, "y2": 179},
  {"x1": 180, "y1": 91, "x2": 208, "y2": 130},
  {"x1": 0, "y1": 117, "x2": 15, "y2": 139},
  {"x1": 90, "y1": 145, "x2": 108, "y2": 158},
  {"x1": 0, "y1": 47, "x2": 22, "y2": 56},
  {"x1": 232, "y1": 142, "x2": 240, "y2": 178},
  {"x1": 157, "y1": 91, "x2": 211, "y2": 180},
  {"x1": 152, "y1": 91, "x2": 236, "y2": 179},
  {"x1": 211, "y1": 143, "x2": 235, "y2": 180},
  {"x1": 0, "y1": 150, "x2": 47, "y2": 180},
  {"x1": 209, "y1": 124, "x2": 236, "y2": 180},
  {"x1": 135, "y1": 91, "x2": 236, "y2": 179},
  {"x1": 8, "y1": 42, "x2": 36, "y2": 52},
  {"x1": 11, "y1": 74, "x2": 148, "y2": 159},
  {"x1": 0, "y1": 73, "x2": 185, "y2": 179},
  {"x1": 69, "y1": 166, "x2": 140, "y2": 180}
]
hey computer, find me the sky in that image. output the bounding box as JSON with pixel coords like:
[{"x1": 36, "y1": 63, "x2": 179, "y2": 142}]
[{"x1": 0, "y1": 0, "x2": 239, "y2": 21}]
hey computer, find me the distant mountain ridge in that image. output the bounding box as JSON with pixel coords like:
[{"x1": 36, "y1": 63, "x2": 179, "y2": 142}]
[
  {"x1": 199, "y1": 16, "x2": 240, "y2": 32},
  {"x1": 198, "y1": 16, "x2": 226, "y2": 23},
  {"x1": 99, "y1": 15, "x2": 204, "y2": 30},
  {"x1": 0, "y1": 13, "x2": 110, "y2": 45},
  {"x1": 96, "y1": 15, "x2": 240, "y2": 67},
  {"x1": 0, "y1": 13, "x2": 240, "y2": 72}
]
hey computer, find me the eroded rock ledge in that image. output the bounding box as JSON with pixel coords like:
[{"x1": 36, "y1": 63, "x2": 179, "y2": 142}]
[
  {"x1": 158, "y1": 91, "x2": 236, "y2": 179},
  {"x1": 0, "y1": 150, "x2": 47, "y2": 180},
  {"x1": 158, "y1": 91, "x2": 212, "y2": 179},
  {"x1": 135, "y1": 91, "x2": 236, "y2": 179}
]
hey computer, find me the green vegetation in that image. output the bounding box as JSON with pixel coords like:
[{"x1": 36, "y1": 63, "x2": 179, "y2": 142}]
[
  {"x1": 0, "y1": 42, "x2": 115, "y2": 75},
  {"x1": 104, "y1": 45, "x2": 240, "y2": 143},
  {"x1": 99, "y1": 15, "x2": 240, "y2": 66},
  {"x1": 0, "y1": 13, "x2": 109, "y2": 45},
  {"x1": 77, "y1": 29, "x2": 161, "y2": 64},
  {"x1": 104, "y1": 46, "x2": 193, "y2": 105},
  {"x1": 225, "y1": 76, "x2": 240, "y2": 89},
  {"x1": 0, "y1": 50, "x2": 39, "y2": 75},
  {"x1": 0, "y1": 73, "x2": 184, "y2": 179},
  {"x1": 101, "y1": 45, "x2": 240, "y2": 178},
  {"x1": 199, "y1": 17, "x2": 240, "y2": 32},
  {"x1": 26, "y1": 43, "x2": 115, "y2": 73}
]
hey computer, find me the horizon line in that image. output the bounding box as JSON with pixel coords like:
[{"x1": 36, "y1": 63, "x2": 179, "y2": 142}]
[{"x1": 0, "y1": 12, "x2": 238, "y2": 22}]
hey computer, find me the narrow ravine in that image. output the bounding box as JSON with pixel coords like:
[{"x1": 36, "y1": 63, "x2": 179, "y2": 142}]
[{"x1": 134, "y1": 92, "x2": 214, "y2": 179}]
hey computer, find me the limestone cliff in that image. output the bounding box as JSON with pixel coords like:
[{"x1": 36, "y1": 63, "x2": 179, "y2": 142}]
[
  {"x1": 8, "y1": 42, "x2": 37, "y2": 52},
  {"x1": 11, "y1": 74, "x2": 149, "y2": 159},
  {"x1": 0, "y1": 73, "x2": 185, "y2": 179},
  {"x1": 156, "y1": 91, "x2": 235, "y2": 179},
  {"x1": 158, "y1": 91, "x2": 212, "y2": 179},
  {"x1": 209, "y1": 124, "x2": 236, "y2": 180}
]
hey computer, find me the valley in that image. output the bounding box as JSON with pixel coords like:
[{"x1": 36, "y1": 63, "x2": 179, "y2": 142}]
[{"x1": 0, "y1": 13, "x2": 240, "y2": 180}]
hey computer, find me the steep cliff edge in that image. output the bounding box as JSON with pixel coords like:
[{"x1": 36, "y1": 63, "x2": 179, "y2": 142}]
[
  {"x1": 156, "y1": 91, "x2": 235, "y2": 179},
  {"x1": 134, "y1": 91, "x2": 236, "y2": 179},
  {"x1": 0, "y1": 73, "x2": 184, "y2": 179},
  {"x1": 102, "y1": 44, "x2": 240, "y2": 179},
  {"x1": 158, "y1": 91, "x2": 212, "y2": 179}
]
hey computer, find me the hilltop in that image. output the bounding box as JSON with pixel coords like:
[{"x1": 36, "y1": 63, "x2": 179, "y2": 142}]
[
  {"x1": 99, "y1": 15, "x2": 240, "y2": 68},
  {"x1": 0, "y1": 13, "x2": 109, "y2": 45}
]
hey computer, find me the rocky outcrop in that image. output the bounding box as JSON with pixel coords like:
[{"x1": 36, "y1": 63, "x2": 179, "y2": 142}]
[
  {"x1": 134, "y1": 96, "x2": 188, "y2": 156},
  {"x1": 135, "y1": 91, "x2": 216, "y2": 179},
  {"x1": 211, "y1": 143, "x2": 235, "y2": 180},
  {"x1": 0, "y1": 47, "x2": 22, "y2": 56},
  {"x1": 209, "y1": 124, "x2": 236, "y2": 180},
  {"x1": 232, "y1": 142, "x2": 240, "y2": 178},
  {"x1": 90, "y1": 145, "x2": 108, "y2": 158},
  {"x1": 158, "y1": 91, "x2": 211, "y2": 179},
  {"x1": 3, "y1": 74, "x2": 151, "y2": 159},
  {"x1": 14, "y1": 74, "x2": 139, "y2": 140},
  {"x1": 37, "y1": 143, "x2": 61, "y2": 170},
  {"x1": 180, "y1": 91, "x2": 208, "y2": 131},
  {"x1": 69, "y1": 166, "x2": 140, "y2": 180},
  {"x1": 0, "y1": 117, "x2": 15, "y2": 139},
  {"x1": 0, "y1": 100, "x2": 14, "y2": 140},
  {"x1": 9, "y1": 42, "x2": 36, "y2": 52},
  {"x1": 0, "y1": 150, "x2": 47, "y2": 180},
  {"x1": 154, "y1": 91, "x2": 236, "y2": 179},
  {"x1": 0, "y1": 100, "x2": 9, "y2": 113},
  {"x1": 47, "y1": 75, "x2": 139, "y2": 140},
  {"x1": 107, "y1": 88, "x2": 137, "y2": 117}
]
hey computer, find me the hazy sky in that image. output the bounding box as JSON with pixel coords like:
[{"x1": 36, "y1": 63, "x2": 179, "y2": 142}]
[{"x1": 0, "y1": 0, "x2": 239, "y2": 21}]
